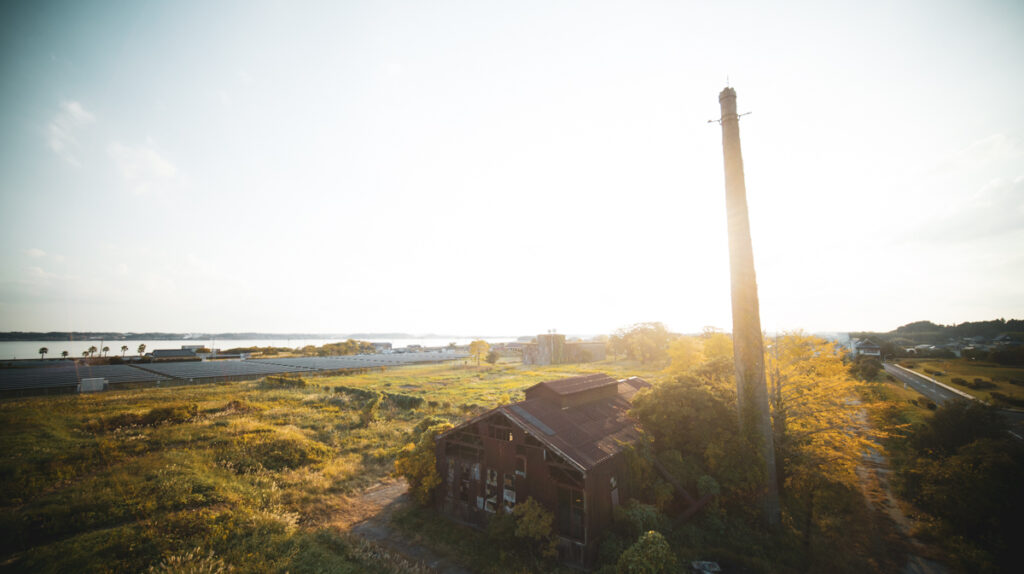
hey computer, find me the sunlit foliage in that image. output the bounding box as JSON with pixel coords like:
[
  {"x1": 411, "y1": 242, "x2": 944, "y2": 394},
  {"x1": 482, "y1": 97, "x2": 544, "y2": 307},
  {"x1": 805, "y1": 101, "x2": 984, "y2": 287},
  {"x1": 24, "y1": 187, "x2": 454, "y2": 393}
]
[
  {"x1": 765, "y1": 332, "x2": 878, "y2": 490},
  {"x1": 394, "y1": 416, "x2": 453, "y2": 505}
]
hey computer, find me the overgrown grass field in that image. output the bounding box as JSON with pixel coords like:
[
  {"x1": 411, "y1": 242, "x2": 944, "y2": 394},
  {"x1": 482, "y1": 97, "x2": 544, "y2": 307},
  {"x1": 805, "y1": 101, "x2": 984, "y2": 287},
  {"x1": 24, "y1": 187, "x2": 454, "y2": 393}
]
[
  {"x1": 896, "y1": 358, "x2": 1024, "y2": 407},
  {"x1": 0, "y1": 359, "x2": 659, "y2": 573}
]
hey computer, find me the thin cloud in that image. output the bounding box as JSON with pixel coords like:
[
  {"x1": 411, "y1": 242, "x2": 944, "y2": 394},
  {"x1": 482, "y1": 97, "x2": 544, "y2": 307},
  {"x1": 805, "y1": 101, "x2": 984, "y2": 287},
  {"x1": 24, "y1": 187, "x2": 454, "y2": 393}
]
[
  {"x1": 932, "y1": 133, "x2": 1024, "y2": 174},
  {"x1": 107, "y1": 141, "x2": 179, "y2": 195},
  {"x1": 47, "y1": 101, "x2": 95, "y2": 165},
  {"x1": 24, "y1": 248, "x2": 46, "y2": 258},
  {"x1": 906, "y1": 175, "x2": 1024, "y2": 243}
]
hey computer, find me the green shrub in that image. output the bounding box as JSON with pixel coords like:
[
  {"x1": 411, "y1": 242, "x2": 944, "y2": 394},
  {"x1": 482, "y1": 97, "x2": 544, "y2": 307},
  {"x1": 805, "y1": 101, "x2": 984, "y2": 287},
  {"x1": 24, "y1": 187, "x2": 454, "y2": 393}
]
[
  {"x1": 394, "y1": 417, "x2": 453, "y2": 505},
  {"x1": 616, "y1": 530, "x2": 675, "y2": 574},
  {"x1": 951, "y1": 377, "x2": 968, "y2": 385}
]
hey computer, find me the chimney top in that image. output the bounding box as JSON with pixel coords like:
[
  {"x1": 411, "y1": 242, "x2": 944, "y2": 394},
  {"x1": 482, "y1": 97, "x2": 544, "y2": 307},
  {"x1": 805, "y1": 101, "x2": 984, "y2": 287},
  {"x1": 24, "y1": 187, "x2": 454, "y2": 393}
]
[{"x1": 719, "y1": 86, "x2": 736, "y2": 102}]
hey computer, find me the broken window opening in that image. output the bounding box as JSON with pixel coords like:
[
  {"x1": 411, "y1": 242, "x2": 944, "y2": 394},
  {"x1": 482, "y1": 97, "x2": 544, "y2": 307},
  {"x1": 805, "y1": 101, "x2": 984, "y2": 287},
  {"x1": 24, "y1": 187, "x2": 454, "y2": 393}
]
[
  {"x1": 515, "y1": 455, "x2": 527, "y2": 478},
  {"x1": 557, "y1": 486, "x2": 585, "y2": 540}
]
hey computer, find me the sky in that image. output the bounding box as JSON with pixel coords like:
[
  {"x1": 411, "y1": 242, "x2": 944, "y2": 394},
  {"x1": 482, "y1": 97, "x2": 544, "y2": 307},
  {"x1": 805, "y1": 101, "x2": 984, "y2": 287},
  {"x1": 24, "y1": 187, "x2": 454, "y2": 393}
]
[{"x1": 1, "y1": 0, "x2": 1022, "y2": 337}]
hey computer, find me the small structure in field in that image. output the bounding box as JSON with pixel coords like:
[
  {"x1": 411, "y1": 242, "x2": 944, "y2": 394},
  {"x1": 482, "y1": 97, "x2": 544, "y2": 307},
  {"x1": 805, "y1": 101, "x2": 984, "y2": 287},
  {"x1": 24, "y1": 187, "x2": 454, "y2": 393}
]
[
  {"x1": 77, "y1": 377, "x2": 108, "y2": 392},
  {"x1": 434, "y1": 373, "x2": 650, "y2": 566}
]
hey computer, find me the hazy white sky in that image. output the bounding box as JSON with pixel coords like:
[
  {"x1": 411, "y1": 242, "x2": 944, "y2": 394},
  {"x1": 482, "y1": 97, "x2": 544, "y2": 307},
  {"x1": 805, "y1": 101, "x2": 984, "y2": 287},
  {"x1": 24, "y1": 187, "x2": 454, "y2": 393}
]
[{"x1": 1, "y1": 0, "x2": 1022, "y2": 336}]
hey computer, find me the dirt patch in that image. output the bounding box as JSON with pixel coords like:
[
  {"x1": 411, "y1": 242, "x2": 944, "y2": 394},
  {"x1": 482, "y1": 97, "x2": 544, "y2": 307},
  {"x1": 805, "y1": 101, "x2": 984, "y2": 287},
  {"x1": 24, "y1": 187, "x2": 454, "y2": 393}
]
[{"x1": 333, "y1": 479, "x2": 472, "y2": 574}]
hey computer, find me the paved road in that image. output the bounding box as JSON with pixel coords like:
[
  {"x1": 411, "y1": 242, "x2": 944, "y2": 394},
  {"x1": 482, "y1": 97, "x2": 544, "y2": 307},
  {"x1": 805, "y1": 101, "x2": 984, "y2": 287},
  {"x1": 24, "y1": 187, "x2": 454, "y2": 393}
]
[
  {"x1": 883, "y1": 363, "x2": 1024, "y2": 440},
  {"x1": 883, "y1": 364, "x2": 963, "y2": 406}
]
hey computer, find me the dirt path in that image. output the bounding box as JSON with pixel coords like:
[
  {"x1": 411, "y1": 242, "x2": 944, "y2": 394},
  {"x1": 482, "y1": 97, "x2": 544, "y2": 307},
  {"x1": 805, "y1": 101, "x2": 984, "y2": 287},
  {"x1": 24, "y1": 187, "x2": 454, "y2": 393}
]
[
  {"x1": 335, "y1": 478, "x2": 473, "y2": 574},
  {"x1": 858, "y1": 446, "x2": 948, "y2": 574}
]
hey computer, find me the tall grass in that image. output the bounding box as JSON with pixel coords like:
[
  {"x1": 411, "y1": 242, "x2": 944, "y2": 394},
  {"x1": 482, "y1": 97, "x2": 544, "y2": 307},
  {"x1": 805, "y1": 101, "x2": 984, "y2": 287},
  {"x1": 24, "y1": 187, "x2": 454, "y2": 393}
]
[{"x1": 0, "y1": 359, "x2": 659, "y2": 572}]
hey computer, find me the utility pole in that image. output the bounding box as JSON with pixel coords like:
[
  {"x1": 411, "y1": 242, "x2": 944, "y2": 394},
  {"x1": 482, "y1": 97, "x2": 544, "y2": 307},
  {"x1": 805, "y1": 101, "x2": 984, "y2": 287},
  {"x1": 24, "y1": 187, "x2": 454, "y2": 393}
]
[{"x1": 717, "y1": 86, "x2": 780, "y2": 527}]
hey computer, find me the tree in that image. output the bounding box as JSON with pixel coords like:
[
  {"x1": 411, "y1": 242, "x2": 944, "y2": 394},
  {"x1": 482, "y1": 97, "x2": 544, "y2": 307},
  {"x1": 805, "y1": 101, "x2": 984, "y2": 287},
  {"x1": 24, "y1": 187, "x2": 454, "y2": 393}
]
[
  {"x1": 512, "y1": 497, "x2": 559, "y2": 561},
  {"x1": 121, "y1": 345, "x2": 129, "y2": 358},
  {"x1": 614, "y1": 322, "x2": 673, "y2": 364},
  {"x1": 394, "y1": 416, "x2": 453, "y2": 505},
  {"x1": 102, "y1": 346, "x2": 110, "y2": 357},
  {"x1": 665, "y1": 336, "x2": 702, "y2": 375},
  {"x1": 849, "y1": 356, "x2": 881, "y2": 381},
  {"x1": 616, "y1": 530, "x2": 676, "y2": 574},
  {"x1": 38, "y1": 347, "x2": 48, "y2": 360},
  {"x1": 81, "y1": 351, "x2": 89, "y2": 357},
  {"x1": 88, "y1": 345, "x2": 98, "y2": 357},
  {"x1": 486, "y1": 349, "x2": 500, "y2": 365},
  {"x1": 702, "y1": 332, "x2": 734, "y2": 363},
  {"x1": 469, "y1": 340, "x2": 489, "y2": 367},
  {"x1": 61, "y1": 350, "x2": 68, "y2": 359},
  {"x1": 665, "y1": 333, "x2": 734, "y2": 377},
  {"x1": 765, "y1": 333, "x2": 877, "y2": 492},
  {"x1": 137, "y1": 343, "x2": 146, "y2": 356}
]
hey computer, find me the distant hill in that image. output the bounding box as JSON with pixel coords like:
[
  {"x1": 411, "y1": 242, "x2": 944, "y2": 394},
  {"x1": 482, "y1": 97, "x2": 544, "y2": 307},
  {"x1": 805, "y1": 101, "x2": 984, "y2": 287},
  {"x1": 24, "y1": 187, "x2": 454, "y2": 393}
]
[{"x1": 852, "y1": 318, "x2": 1024, "y2": 345}]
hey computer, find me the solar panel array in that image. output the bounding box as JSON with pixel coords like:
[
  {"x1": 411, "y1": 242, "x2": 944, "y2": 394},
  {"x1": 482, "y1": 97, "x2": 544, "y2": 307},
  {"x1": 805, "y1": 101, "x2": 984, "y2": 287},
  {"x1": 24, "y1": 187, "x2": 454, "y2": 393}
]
[
  {"x1": 253, "y1": 351, "x2": 468, "y2": 371},
  {"x1": 0, "y1": 351, "x2": 469, "y2": 394},
  {"x1": 136, "y1": 360, "x2": 312, "y2": 380},
  {"x1": 0, "y1": 363, "x2": 169, "y2": 392}
]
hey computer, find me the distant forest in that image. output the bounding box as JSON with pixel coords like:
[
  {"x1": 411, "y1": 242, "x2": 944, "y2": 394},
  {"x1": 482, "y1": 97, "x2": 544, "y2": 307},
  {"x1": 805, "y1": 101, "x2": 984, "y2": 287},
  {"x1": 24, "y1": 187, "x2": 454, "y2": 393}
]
[{"x1": 852, "y1": 318, "x2": 1024, "y2": 344}]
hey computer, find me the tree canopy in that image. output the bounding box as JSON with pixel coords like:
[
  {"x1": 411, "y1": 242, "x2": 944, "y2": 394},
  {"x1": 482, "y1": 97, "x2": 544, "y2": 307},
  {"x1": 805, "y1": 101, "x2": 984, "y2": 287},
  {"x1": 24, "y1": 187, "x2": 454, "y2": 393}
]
[
  {"x1": 613, "y1": 322, "x2": 673, "y2": 364},
  {"x1": 468, "y1": 340, "x2": 489, "y2": 366}
]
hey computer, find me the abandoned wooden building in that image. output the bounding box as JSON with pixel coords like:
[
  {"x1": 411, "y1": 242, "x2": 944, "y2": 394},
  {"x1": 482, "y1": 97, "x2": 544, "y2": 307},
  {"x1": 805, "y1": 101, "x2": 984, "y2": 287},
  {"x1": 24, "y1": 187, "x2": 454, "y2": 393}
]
[{"x1": 433, "y1": 373, "x2": 651, "y2": 566}]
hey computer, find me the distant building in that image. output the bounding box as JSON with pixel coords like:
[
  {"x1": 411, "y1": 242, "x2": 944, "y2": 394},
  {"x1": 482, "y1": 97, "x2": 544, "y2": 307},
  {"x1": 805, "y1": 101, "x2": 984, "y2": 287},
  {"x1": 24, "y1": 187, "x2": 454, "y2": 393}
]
[
  {"x1": 434, "y1": 374, "x2": 650, "y2": 566},
  {"x1": 372, "y1": 342, "x2": 393, "y2": 353},
  {"x1": 851, "y1": 338, "x2": 881, "y2": 360},
  {"x1": 150, "y1": 348, "x2": 197, "y2": 359},
  {"x1": 522, "y1": 334, "x2": 606, "y2": 365}
]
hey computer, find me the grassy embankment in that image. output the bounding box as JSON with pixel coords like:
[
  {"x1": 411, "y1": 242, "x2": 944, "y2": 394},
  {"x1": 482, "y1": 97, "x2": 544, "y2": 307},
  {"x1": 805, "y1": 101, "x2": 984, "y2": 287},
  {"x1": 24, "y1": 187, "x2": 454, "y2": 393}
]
[
  {"x1": 0, "y1": 359, "x2": 659, "y2": 573},
  {"x1": 895, "y1": 358, "x2": 1024, "y2": 407}
]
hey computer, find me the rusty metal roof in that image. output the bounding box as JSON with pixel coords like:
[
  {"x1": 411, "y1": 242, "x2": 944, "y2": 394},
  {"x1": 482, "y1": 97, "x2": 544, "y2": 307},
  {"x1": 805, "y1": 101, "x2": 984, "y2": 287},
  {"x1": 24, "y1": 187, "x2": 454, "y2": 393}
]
[
  {"x1": 523, "y1": 373, "x2": 617, "y2": 396},
  {"x1": 500, "y1": 375, "x2": 646, "y2": 470}
]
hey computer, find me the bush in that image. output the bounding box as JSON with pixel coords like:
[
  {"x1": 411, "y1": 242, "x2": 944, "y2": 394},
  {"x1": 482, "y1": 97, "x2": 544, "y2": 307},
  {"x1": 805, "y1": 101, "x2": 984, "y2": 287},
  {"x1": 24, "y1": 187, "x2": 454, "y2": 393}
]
[
  {"x1": 613, "y1": 501, "x2": 668, "y2": 541},
  {"x1": 991, "y1": 392, "x2": 1024, "y2": 408},
  {"x1": 971, "y1": 378, "x2": 996, "y2": 389},
  {"x1": 616, "y1": 530, "x2": 675, "y2": 574},
  {"x1": 218, "y1": 432, "x2": 329, "y2": 473},
  {"x1": 359, "y1": 392, "x2": 383, "y2": 426},
  {"x1": 850, "y1": 357, "x2": 882, "y2": 381},
  {"x1": 512, "y1": 497, "x2": 558, "y2": 560},
  {"x1": 394, "y1": 417, "x2": 453, "y2": 505},
  {"x1": 951, "y1": 378, "x2": 968, "y2": 385},
  {"x1": 261, "y1": 376, "x2": 306, "y2": 389},
  {"x1": 87, "y1": 404, "x2": 198, "y2": 432},
  {"x1": 909, "y1": 400, "x2": 1007, "y2": 456}
]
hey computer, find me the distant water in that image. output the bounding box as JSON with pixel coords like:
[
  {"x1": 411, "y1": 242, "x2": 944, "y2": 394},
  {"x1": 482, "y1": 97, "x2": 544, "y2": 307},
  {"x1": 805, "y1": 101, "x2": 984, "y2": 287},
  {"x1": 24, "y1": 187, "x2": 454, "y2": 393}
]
[{"x1": 0, "y1": 337, "x2": 518, "y2": 361}]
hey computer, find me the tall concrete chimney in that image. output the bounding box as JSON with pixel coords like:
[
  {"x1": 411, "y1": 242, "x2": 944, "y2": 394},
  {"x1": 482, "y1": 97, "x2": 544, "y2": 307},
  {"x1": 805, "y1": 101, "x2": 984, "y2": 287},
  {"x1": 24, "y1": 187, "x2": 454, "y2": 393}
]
[{"x1": 718, "y1": 86, "x2": 780, "y2": 526}]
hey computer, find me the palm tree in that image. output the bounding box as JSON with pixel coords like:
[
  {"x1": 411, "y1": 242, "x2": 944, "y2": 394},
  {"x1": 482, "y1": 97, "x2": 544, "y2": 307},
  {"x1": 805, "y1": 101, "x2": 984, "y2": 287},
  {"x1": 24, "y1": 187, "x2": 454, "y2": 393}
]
[
  {"x1": 102, "y1": 346, "x2": 110, "y2": 357},
  {"x1": 81, "y1": 350, "x2": 89, "y2": 357},
  {"x1": 39, "y1": 347, "x2": 48, "y2": 360},
  {"x1": 137, "y1": 343, "x2": 146, "y2": 357},
  {"x1": 88, "y1": 345, "x2": 97, "y2": 357},
  {"x1": 61, "y1": 350, "x2": 69, "y2": 359},
  {"x1": 121, "y1": 345, "x2": 129, "y2": 358}
]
